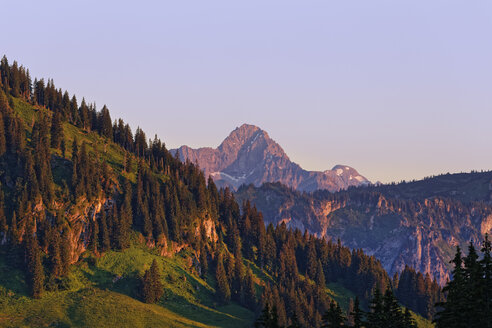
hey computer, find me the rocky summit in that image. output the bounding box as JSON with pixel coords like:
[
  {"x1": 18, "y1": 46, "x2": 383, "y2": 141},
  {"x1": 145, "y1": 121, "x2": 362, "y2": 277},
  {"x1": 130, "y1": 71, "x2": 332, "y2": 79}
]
[{"x1": 171, "y1": 124, "x2": 370, "y2": 192}]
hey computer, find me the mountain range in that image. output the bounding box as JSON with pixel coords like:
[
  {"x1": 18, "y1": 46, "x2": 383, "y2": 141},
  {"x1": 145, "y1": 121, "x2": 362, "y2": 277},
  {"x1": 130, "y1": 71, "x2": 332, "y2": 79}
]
[
  {"x1": 235, "y1": 171, "x2": 492, "y2": 285},
  {"x1": 171, "y1": 124, "x2": 370, "y2": 192}
]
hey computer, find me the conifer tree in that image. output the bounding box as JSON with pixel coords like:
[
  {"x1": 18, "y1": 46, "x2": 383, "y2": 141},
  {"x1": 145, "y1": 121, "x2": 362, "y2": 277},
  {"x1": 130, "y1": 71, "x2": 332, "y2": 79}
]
[
  {"x1": 0, "y1": 192, "x2": 6, "y2": 239},
  {"x1": 402, "y1": 308, "x2": 416, "y2": 328},
  {"x1": 434, "y1": 246, "x2": 467, "y2": 328},
  {"x1": 89, "y1": 216, "x2": 99, "y2": 253},
  {"x1": 321, "y1": 300, "x2": 345, "y2": 328},
  {"x1": 287, "y1": 312, "x2": 302, "y2": 328},
  {"x1": 215, "y1": 253, "x2": 231, "y2": 302},
  {"x1": 0, "y1": 113, "x2": 6, "y2": 156},
  {"x1": 199, "y1": 243, "x2": 208, "y2": 278},
  {"x1": 316, "y1": 259, "x2": 326, "y2": 287},
  {"x1": 367, "y1": 288, "x2": 384, "y2": 328},
  {"x1": 60, "y1": 229, "x2": 72, "y2": 277},
  {"x1": 463, "y1": 242, "x2": 482, "y2": 327},
  {"x1": 244, "y1": 268, "x2": 257, "y2": 310},
  {"x1": 383, "y1": 288, "x2": 402, "y2": 326},
  {"x1": 25, "y1": 226, "x2": 44, "y2": 298},
  {"x1": 255, "y1": 303, "x2": 281, "y2": 328},
  {"x1": 50, "y1": 111, "x2": 63, "y2": 149},
  {"x1": 142, "y1": 259, "x2": 163, "y2": 303},
  {"x1": 99, "y1": 209, "x2": 110, "y2": 252},
  {"x1": 0, "y1": 89, "x2": 10, "y2": 113},
  {"x1": 480, "y1": 234, "x2": 492, "y2": 328},
  {"x1": 98, "y1": 105, "x2": 112, "y2": 139},
  {"x1": 350, "y1": 297, "x2": 365, "y2": 328},
  {"x1": 60, "y1": 138, "x2": 66, "y2": 157}
]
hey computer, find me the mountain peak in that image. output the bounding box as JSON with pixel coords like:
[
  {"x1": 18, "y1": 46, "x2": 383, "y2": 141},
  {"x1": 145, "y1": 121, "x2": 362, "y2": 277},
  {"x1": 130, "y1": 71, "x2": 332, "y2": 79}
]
[
  {"x1": 172, "y1": 125, "x2": 370, "y2": 191},
  {"x1": 219, "y1": 123, "x2": 267, "y2": 151}
]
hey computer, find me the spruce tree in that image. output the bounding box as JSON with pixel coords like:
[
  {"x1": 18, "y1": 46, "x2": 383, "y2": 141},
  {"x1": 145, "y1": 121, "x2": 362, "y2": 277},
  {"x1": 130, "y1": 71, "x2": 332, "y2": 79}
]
[
  {"x1": 99, "y1": 209, "x2": 110, "y2": 252},
  {"x1": 321, "y1": 300, "x2": 345, "y2": 328},
  {"x1": 480, "y1": 234, "x2": 492, "y2": 328},
  {"x1": 25, "y1": 227, "x2": 44, "y2": 298},
  {"x1": 463, "y1": 242, "x2": 482, "y2": 327},
  {"x1": 244, "y1": 268, "x2": 257, "y2": 310},
  {"x1": 383, "y1": 288, "x2": 403, "y2": 326},
  {"x1": 316, "y1": 259, "x2": 326, "y2": 287},
  {"x1": 255, "y1": 303, "x2": 281, "y2": 328},
  {"x1": 403, "y1": 308, "x2": 416, "y2": 328},
  {"x1": 142, "y1": 259, "x2": 163, "y2": 303},
  {"x1": 434, "y1": 246, "x2": 467, "y2": 328},
  {"x1": 287, "y1": 312, "x2": 302, "y2": 328},
  {"x1": 367, "y1": 288, "x2": 384, "y2": 328},
  {"x1": 0, "y1": 187, "x2": 6, "y2": 238},
  {"x1": 50, "y1": 111, "x2": 63, "y2": 149},
  {"x1": 149, "y1": 259, "x2": 163, "y2": 301},
  {"x1": 0, "y1": 113, "x2": 6, "y2": 156},
  {"x1": 215, "y1": 253, "x2": 231, "y2": 302},
  {"x1": 350, "y1": 296, "x2": 365, "y2": 328}
]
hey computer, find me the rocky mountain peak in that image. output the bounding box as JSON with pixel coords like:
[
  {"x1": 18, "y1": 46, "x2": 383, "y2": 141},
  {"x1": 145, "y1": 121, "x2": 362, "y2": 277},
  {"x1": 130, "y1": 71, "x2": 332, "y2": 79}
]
[{"x1": 171, "y1": 124, "x2": 370, "y2": 192}]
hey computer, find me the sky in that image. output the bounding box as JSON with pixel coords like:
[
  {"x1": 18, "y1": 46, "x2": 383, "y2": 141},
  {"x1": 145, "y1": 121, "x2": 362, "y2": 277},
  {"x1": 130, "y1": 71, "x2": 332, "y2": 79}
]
[{"x1": 2, "y1": 1, "x2": 492, "y2": 183}]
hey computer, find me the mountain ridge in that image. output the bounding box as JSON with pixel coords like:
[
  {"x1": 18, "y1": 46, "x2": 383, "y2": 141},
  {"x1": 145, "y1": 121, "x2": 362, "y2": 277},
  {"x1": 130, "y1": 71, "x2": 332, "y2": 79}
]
[
  {"x1": 235, "y1": 171, "x2": 492, "y2": 286},
  {"x1": 172, "y1": 123, "x2": 370, "y2": 192}
]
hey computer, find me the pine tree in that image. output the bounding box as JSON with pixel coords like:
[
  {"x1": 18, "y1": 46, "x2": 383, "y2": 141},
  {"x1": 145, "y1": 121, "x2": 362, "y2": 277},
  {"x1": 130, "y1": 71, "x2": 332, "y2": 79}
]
[
  {"x1": 90, "y1": 215, "x2": 99, "y2": 253},
  {"x1": 25, "y1": 227, "x2": 44, "y2": 298},
  {"x1": 60, "y1": 138, "x2": 66, "y2": 157},
  {"x1": 255, "y1": 303, "x2": 281, "y2": 328},
  {"x1": 316, "y1": 259, "x2": 326, "y2": 287},
  {"x1": 150, "y1": 259, "x2": 163, "y2": 300},
  {"x1": 99, "y1": 209, "x2": 110, "y2": 252},
  {"x1": 98, "y1": 105, "x2": 112, "y2": 139},
  {"x1": 199, "y1": 243, "x2": 208, "y2": 278},
  {"x1": 244, "y1": 268, "x2": 257, "y2": 310},
  {"x1": 463, "y1": 242, "x2": 482, "y2": 327},
  {"x1": 60, "y1": 229, "x2": 71, "y2": 277},
  {"x1": 215, "y1": 253, "x2": 231, "y2": 302},
  {"x1": 350, "y1": 297, "x2": 365, "y2": 328},
  {"x1": 142, "y1": 267, "x2": 155, "y2": 303},
  {"x1": 321, "y1": 300, "x2": 345, "y2": 328},
  {"x1": 434, "y1": 246, "x2": 468, "y2": 328},
  {"x1": 383, "y1": 288, "x2": 403, "y2": 326},
  {"x1": 287, "y1": 312, "x2": 302, "y2": 328},
  {"x1": 403, "y1": 308, "x2": 416, "y2": 328},
  {"x1": 367, "y1": 288, "x2": 384, "y2": 328},
  {"x1": 142, "y1": 259, "x2": 163, "y2": 303},
  {"x1": 0, "y1": 89, "x2": 10, "y2": 113},
  {"x1": 0, "y1": 113, "x2": 6, "y2": 156},
  {"x1": 480, "y1": 234, "x2": 492, "y2": 328},
  {"x1": 0, "y1": 187, "x2": 6, "y2": 238},
  {"x1": 50, "y1": 111, "x2": 63, "y2": 149}
]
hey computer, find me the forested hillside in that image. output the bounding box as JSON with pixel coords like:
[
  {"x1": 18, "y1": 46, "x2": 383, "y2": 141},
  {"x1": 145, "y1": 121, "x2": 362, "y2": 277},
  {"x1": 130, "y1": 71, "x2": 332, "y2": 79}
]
[
  {"x1": 0, "y1": 57, "x2": 436, "y2": 327},
  {"x1": 236, "y1": 179, "x2": 492, "y2": 286}
]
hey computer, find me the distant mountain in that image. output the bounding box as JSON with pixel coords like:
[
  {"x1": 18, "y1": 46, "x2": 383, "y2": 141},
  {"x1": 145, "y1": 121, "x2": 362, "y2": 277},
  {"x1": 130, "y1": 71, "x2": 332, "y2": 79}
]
[
  {"x1": 171, "y1": 124, "x2": 370, "y2": 192},
  {"x1": 235, "y1": 171, "x2": 492, "y2": 285}
]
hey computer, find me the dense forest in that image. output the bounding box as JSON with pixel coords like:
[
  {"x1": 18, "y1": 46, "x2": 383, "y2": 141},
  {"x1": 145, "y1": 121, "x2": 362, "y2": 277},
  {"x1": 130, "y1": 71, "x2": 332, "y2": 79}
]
[
  {"x1": 0, "y1": 56, "x2": 449, "y2": 327},
  {"x1": 434, "y1": 236, "x2": 492, "y2": 328}
]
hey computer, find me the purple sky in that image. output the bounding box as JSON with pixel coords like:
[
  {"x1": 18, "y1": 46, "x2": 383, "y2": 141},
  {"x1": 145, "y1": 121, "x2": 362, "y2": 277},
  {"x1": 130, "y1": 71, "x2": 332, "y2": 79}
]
[{"x1": 2, "y1": 1, "x2": 492, "y2": 183}]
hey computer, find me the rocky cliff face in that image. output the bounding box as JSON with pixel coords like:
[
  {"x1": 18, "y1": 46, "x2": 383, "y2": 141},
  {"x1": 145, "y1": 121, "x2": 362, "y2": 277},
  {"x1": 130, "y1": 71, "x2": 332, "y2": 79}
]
[
  {"x1": 172, "y1": 124, "x2": 370, "y2": 192},
  {"x1": 236, "y1": 179, "x2": 492, "y2": 285}
]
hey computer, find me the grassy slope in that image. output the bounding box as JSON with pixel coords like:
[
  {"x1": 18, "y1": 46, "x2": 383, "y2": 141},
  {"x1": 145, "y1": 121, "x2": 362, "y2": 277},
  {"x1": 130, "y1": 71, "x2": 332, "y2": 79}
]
[
  {"x1": 0, "y1": 98, "x2": 434, "y2": 327},
  {"x1": 0, "y1": 245, "x2": 255, "y2": 328}
]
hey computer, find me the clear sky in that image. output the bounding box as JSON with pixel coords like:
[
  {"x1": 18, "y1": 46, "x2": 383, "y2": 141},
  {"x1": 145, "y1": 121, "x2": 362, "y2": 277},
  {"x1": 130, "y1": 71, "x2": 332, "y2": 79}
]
[{"x1": 2, "y1": 1, "x2": 492, "y2": 183}]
